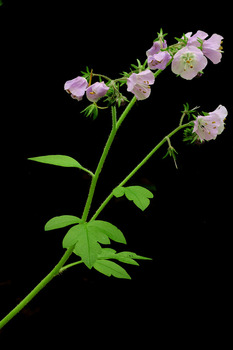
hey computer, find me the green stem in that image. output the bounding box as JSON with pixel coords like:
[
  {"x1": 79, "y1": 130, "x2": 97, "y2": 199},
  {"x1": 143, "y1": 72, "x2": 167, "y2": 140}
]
[
  {"x1": 59, "y1": 260, "x2": 83, "y2": 273},
  {"x1": 90, "y1": 122, "x2": 193, "y2": 221},
  {"x1": 81, "y1": 97, "x2": 137, "y2": 222},
  {"x1": 0, "y1": 247, "x2": 73, "y2": 330},
  {"x1": 0, "y1": 98, "x2": 137, "y2": 330}
]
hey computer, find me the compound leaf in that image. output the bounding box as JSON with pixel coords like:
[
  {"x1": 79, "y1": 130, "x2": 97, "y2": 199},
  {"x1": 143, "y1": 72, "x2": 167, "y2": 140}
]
[
  {"x1": 113, "y1": 186, "x2": 154, "y2": 211},
  {"x1": 62, "y1": 220, "x2": 126, "y2": 269},
  {"x1": 44, "y1": 215, "x2": 82, "y2": 231},
  {"x1": 63, "y1": 223, "x2": 110, "y2": 269}
]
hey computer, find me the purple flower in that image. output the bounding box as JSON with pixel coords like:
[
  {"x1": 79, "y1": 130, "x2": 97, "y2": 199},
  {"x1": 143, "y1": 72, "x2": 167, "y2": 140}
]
[
  {"x1": 64, "y1": 76, "x2": 88, "y2": 101},
  {"x1": 186, "y1": 30, "x2": 208, "y2": 47},
  {"x1": 193, "y1": 105, "x2": 228, "y2": 141},
  {"x1": 202, "y1": 34, "x2": 224, "y2": 64},
  {"x1": 146, "y1": 40, "x2": 167, "y2": 57},
  {"x1": 171, "y1": 46, "x2": 207, "y2": 80},
  {"x1": 127, "y1": 70, "x2": 155, "y2": 100},
  {"x1": 86, "y1": 82, "x2": 109, "y2": 102},
  {"x1": 148, "y1": 51, "x2": 171, "y2": 70},
  {"x1": 185, "y1": 31, "x2": 224, "y2": 64}
]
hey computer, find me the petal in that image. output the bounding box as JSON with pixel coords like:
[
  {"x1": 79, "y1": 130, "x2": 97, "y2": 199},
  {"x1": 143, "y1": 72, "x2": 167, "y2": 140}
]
[
  {"x1": 133, "y1": 84, "x2": 151, "y2": 100},
  {"x1": 138, "y1": 70, "x2": 155, "y2": 85},
  {"x1": 146, "y1": 42, "x2": 161, "y2": 57},
  {"x1": 127, "y1": 73, "x2": 137, "y2": 92}
]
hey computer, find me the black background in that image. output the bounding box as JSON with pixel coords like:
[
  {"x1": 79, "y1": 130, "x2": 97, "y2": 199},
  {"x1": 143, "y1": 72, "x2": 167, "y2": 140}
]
[{"x1": 0, "y1": 0, "x2": 232, "y2": 346}]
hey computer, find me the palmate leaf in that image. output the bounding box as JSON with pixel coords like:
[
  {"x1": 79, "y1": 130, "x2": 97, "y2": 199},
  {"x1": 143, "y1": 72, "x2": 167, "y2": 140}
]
[
  {"x1": 62, "y1": 220, "x2": 126, "y2": 269},
  {"x1": 113, "y1": 185, "x2": 154, "y2": 211},
  {"x1": 28, "y1": 155, "x2": 94, "y2": 176}
]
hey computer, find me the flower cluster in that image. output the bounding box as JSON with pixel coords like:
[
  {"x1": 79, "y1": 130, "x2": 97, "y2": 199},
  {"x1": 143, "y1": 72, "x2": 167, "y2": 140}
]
[
  {"x1": 171, "y1": 30, "x2": 223, "y2": 80},
  {"x1": 64, "y1": 76, "x2": 109, "y2": 103},
  {"x1": 64, "y1": 29, "x2": 225, "y2": 120}
]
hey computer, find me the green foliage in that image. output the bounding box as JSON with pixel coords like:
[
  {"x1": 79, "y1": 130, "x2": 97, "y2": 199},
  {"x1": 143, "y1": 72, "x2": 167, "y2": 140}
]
[
  {"x1": 98, "y1": 248, "x2": 152, "y2": 265},
  {"x1": 28, "y1": 155, "x2": 94, "y2": 176},
  {"x1": 81, "y1": 66, "x2": 91, "y2": 80},
  {"x1": 62, "y1": 220, "x2": 126, "y2": 268},
  {"x1": 94, "y1": 260, "x2": 131, "y2": 279},
  {"x1": 183, "y1": 127, "x2": 199, "y2": 144},
  {"x1": 93, "y1": 248, "x2": 152, "y2": 279},
  {"x1": 44, "y1": 215, "x2": 82, "y2": 231},
  {"x1": 81, "y1": 103, "x2": 99, "y2": 120},
  {"x1": 113, "y1": 185, "x2": 154, "y2": 211}
]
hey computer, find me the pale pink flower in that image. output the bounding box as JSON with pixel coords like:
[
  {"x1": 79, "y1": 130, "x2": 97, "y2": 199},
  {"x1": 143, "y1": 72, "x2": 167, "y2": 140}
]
[
  {"x1": 86, "y1": 82, "x2": 109, "y2": 102},
  {"x1": 171, "y1": 46, "x2": 207, "y2": 80},
  {"x1": 185, "y1": 30, "x2": 223, "y2": 64},
  {"x1": 147, "y1": 51, "x2": 171, "y2": 70},
  {"x1": 127, "y1": 70, "x2": 155, "y2": 100},
  {"x1": 193, "y1": 105, "x2": 228, "y2": 141},
  {"x1": 64, "y1": 76, "x2": 88, "y2": 101},
  {"x1": 146, "y1": 40, "x2": 167, "y2": 57},
  {"x1": 202, "y1": 34, "x2": 224, "y2": 64},
  {"x1": 185, "y1": 30, "x2": 208, "y2": 47}
]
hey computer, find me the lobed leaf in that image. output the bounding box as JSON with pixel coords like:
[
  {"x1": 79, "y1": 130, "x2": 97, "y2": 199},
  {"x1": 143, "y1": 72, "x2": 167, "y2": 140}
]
[
  {"x1": 87, "y1": 220, "x2": 127, "y2": 244},
  {"x1": 62, "y1": 220, "x2": 126, "y2": 268},
  {"x1": 44, "y1": 215, "x2": 82, "y2": 231},
  {"x1": 113, "y1": 186, "x2": 154, "y2": 211}
]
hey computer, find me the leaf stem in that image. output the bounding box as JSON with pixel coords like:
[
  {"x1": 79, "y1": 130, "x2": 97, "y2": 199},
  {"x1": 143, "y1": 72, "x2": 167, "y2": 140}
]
[{"x1": 59, "y1": 260, "x2": 83, "y2": 273}]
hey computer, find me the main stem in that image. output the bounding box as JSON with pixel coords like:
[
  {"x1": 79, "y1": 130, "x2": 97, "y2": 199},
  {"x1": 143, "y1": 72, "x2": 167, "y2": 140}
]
[
  {"x1": 0, "y1": 247, "x2": 73, "y2": 329},
  {"x1": 81, "y1": 97, "x2": 137, "y2": 222},
  {"x1": 0, "y1": 97, "x2": 136, "y2": 330}
]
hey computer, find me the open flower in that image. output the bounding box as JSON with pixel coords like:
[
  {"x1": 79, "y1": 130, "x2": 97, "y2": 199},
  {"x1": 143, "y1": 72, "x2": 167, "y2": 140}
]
[
  {"x1": 127, "y1": 70, "x2": 155, "y2": 100},
  {"x1": 202, "y1": 34, "x2": 224, "y2": 64},
  {"x1": 186, "y1": 30, "x2": 208, "y2": 47},
  {"x1": 171, "y1": 46, "x2": 207, "y2": 80},
  {"x1": 64, "y1": 76, "x2": 88, "y2": 101},
  {"x1": 193, "y1": 105, "x2": 228, "y2": 141},
  {"x1": 185, "y1": 30, "x2": 224, "y2": 64},
  {"x1": 147, "y1": 51, "x2": 171, "y2": 70},
  {"x1": 86, "y1": 82, "x2": 109, "y2": 103}
]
